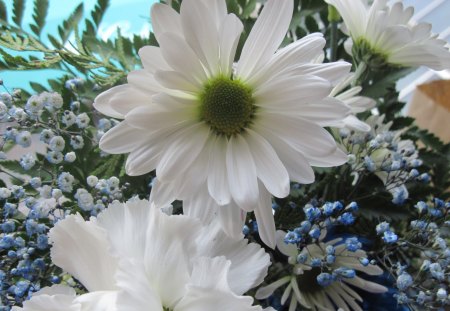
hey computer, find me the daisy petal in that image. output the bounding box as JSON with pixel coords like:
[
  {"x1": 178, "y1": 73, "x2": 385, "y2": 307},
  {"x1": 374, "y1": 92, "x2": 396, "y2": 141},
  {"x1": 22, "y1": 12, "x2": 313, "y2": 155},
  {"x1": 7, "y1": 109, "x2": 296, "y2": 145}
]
[
  {"x1": 181, "y1": 0, "x2": 220, "y2": 77},
  {"x1": 254, "y1": 184, "x2": 276, "y2": 248},
  {"x1": 150, "y1": 3, "x2": 181, "y2": 42},
  {"x1": 226, "y1": 135, "x2": 259, "y2": 209},
  {"x1": 138, "y1": 46, "x2": 170, "y2": 73},
  {"x1": 207, "y1": 136, "x2": 232, "y2": 206},
  {"x1": 237, "y1": 0, "x2": 294, "y2": 80},
  {"x1": 158, "y1": 32, "x2": 208, "y2": 85},
  {"x1": 246, "y1": 129, "x2": 290, "y2": 198},
  {"x1": 219, "y1": 14, "x2": 243, "y2": 76},
  {"x1": 157, "y1": 123, "x2": 210, "y2": 182}
]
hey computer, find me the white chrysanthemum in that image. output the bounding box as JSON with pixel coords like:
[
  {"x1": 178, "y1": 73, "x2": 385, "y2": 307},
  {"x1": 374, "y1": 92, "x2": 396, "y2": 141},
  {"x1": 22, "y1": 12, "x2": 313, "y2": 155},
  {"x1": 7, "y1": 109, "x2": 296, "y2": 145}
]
[
  {"x1": 94, "y1": 0, "x2": 351, "y2": 247},
  {"x1": 325, "y1": 0, "x2": 450, "y2": 70},
  {"x1": 256, "y1": 231, "x2": 387, "y2": 311},
  {"x1": 14, "y1": 199, "x2": 272, "y2": 311}
]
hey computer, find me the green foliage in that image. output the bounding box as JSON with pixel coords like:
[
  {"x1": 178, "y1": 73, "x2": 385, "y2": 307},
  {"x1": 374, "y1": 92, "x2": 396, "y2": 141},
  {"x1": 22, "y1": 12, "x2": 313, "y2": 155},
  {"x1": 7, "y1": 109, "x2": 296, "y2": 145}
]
[
  {"x1": 0, "y1": 0, "x2": 6, "y2": 21},
  {"x1": 0, "y1": 0, "x2": 149, "y2": 87},
  {"x1": 12, "y1": 0, "x2": 25, "y2": 26},
  {"x1": 30, "y1": 0, "x2": 49, "y2": 37}
]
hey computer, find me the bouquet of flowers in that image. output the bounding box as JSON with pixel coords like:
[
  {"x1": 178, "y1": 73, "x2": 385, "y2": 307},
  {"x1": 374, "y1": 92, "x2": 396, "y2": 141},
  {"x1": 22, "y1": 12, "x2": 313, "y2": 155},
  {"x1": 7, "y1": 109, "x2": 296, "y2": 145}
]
[{"x1": 0, "y1": 0, "x2": 449, "y2": 310}]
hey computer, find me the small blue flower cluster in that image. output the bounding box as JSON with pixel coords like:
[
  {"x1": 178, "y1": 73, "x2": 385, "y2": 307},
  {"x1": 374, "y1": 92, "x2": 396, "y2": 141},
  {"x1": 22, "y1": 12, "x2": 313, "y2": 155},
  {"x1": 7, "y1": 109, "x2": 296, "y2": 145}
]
[
  {"x1": 283, "y1": 201, "x2": 359, "y2": 245},
  {"x1": 378, "y1": 199, "x2": 449, "y2": 309},
  {"x1": 0, "y1": 82, "x2": 125, "y2": 308},
  {"x1": 339, "y1": 115, "x2": 429, "y2": 205}
]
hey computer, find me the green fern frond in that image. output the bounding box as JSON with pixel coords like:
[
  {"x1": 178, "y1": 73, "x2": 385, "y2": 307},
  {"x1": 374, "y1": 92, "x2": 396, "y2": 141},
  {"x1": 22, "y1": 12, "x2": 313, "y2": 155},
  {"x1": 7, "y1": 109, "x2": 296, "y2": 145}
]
[
  {"x1": 12, "y1": 0, "x2": 25, "y2": 26},
  {"x1": 0, "y1": 0, "x2": 7, "y2": 21},
  {"x1": 30, "y1": 0, "x2": 49, "y2": 37}
]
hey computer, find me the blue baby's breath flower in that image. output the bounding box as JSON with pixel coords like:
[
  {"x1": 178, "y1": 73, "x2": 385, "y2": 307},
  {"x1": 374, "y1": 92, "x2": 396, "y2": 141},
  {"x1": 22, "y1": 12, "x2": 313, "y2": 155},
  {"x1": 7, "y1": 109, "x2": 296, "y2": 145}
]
[
  {"x1": 382, "y1": 230, "x2": 398, "y2": 244},
  {"x1": 396, "y1": 272, "x2": 413, "y2": 291},
  {"x1": 317, "y1": 272, "x2": 334, "y2": 286},
  {"x1": 345, "y1": 237, "x2": 361, "y2": 252}
]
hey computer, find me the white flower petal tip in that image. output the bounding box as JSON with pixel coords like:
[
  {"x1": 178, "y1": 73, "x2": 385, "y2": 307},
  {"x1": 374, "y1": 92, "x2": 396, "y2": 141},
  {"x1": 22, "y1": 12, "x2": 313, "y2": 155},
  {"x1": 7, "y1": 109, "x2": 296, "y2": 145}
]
[
  {"x1": 95, "y1": 0, "x2": 351, "y2": 243},
  {"x1": 28, "y1": 199, "x2": 270, "y2": 310},
  {"x1": 325, "y1": 0, "x2": 450, "y2": 70}
]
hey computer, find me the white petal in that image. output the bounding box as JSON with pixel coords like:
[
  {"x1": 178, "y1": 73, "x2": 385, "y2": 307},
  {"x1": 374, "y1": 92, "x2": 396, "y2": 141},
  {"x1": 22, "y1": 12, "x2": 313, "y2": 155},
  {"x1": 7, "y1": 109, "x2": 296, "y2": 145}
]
[
  {"x1": 237, "y1": 0, "x2": 293, "y2": 80},
  {"x1": 175, "y1": 257, "x2": 261, "y2": 311},
  {"x1": 48, "y1": 214, "x2": 118, "y2": 292},
  {"x1": 115, "y1": 259, "x2": 164, "y2": 311},
  {"x1": 181, "y1": 0, "x2": 220, "y2": 77},
  {"x1": 124, "y1": 101, "x2": 195, "y2": 131},
  {"x1": 255, "y1": 276, "x2": 291, "y2": 299},
  {"x1": 158, "y1": 32, "x2": 208, "y2": 85},
  {"x1": 75, "y1": 291, "x2": 118, "y2": 311},
  {"x1": 219, "y1": 14, "x2": 243, "y2": 76},
  {"x1": 18, "y1": 285, "x2": 80, "y2": 311},
  {"x1": 324, "y1": 0, "x2": 368, "y2": 39},
  {"x1": 199, "y1": 0, "x2": 227, "y2": 28},
  {"x1": 254, "y1": 184, "x2": 276, "y2": 248},
  {"x1": 150, "y1": 3, "x2": 181, "y2": 42},
  {"x1": 99, "y1": 121, "x2": 148, "y2": 154},
  {"x1": 247, "y1": 33, "x2": 326, "y2": 87},
  {"x1": 218, "y1": 201, "x2": 246, "y2": 240},
  {"x1": 246, "y1": 129, "x2": 290, "y2": 198},
  {"x1": 183, "y1": 187, "x2": 219, "y2": 225},
  {"x1": 138, "y1": 46, "x2": 170, "y2": 73},
  {"x1": 226, "y1": 135, "x2": 259, "y2": 209},
  {"x1": 156, "y1": 123, "x2": 210, "y2": 182},
  {"x1": 207, "y1": 136, "x2": 232, "y2": 205},
  {"x1": 258, "y1": 113, "x2": 340, "y2": 159},
  {"x1": 150, "y1": 178, "x2": 178, "y2": 207},
  {"x1": 94, "y1": 84, "x2": 147, "y2": 119},
  {"x1": 254, "y1": 124, "x2": 315, "y2": 183},
  {"x1": 154, "y1": 70, "x2": 201, "y2": 93},
  {"x1": 254, "y1": 75, "x2": 332, "y2": 107},
  {"x1": 127, "y1": 69, "x2": 164, "y2": 93}
]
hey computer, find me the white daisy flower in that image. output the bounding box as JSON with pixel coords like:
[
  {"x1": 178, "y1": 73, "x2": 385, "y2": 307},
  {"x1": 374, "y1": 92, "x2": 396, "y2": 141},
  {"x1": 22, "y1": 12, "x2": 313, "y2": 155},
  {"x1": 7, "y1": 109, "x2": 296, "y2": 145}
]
[
  {"x1": 325, "y1": 0, "x2": 450, "y2": 70},
  {"x1": 256, "y1": 231, "x2": 387, "y2": 311},
  {"x1": 94, "y1": 0, "x2": 351, "y2": 247},
  {"x1": 15, "y1": 199, "x2": 272, "y2": 311}
]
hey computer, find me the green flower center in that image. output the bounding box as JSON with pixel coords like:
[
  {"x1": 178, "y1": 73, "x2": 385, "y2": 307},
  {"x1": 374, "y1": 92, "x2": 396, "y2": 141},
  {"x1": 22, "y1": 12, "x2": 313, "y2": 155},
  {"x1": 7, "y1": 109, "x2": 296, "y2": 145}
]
[
  {"x1": 352, "y1": 38, "x2": 390, "y2": 71},
  {"x1": 199, "y1": 76, "x2": 255, "y2": 137}
]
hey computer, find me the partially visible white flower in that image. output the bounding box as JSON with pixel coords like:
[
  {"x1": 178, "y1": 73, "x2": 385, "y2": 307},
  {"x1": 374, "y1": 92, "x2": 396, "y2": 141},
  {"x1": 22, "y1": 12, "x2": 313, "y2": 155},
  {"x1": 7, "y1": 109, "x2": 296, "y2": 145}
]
[
  {"x1": 17, "y1": 199, "x2": 272, "y2": 310},
  {"x1": 20, "y1": 153, "x2": 36, "y2": 170},
  {"x1": 325, "y1": 0, "x2": 450, "y2": 70},
  {"x1": 256, "y1": 231, "x2": 387, "y2": 311},
  {"x1": 95, "y1": 0, "x2": 351, "y2": 248},
  {"x1": 329, "y1": 73, "x2": 375, "y2": 132}
]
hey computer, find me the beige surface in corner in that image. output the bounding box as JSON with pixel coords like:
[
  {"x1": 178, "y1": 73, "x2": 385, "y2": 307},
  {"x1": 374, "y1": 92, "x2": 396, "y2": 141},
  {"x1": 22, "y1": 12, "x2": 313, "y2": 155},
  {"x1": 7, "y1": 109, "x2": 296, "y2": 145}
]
[{"x1": 408, "y1": 80, "x2": 450, "y2": 144}]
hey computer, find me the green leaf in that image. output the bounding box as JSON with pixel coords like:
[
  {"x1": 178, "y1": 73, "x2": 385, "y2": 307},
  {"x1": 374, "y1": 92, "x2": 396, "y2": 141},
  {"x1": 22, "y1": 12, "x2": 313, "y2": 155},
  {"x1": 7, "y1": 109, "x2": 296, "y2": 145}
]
[
  {"x1": 31, "y1": 0, "x2": 49, "y2": 37},
  {"x1": 91, "y1": 0, "x2": 110, "y2": 27},
  {"x1": 242, "y1": 0, "x2": 257, "y2": 18},
  {"x1": 361, "y1": 67, "x2": 415, "y2": 99},
  {"x1": 29, "y1": 81, "x2": 47, "y2": 93},
  {"x1": 226, "y1": 0, "x2": 240, "y2": 15},
  {"x1": 58, "y1": 3, "x2": 83, "y2": 43},
  {"x1": 12, "y1": 0, "x2": 25, "y2": 26},
  {"x1": 0, "y1": 0, "x2": 7, "y2": 21}
]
